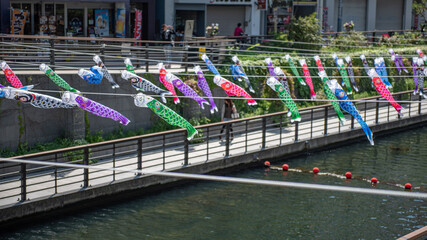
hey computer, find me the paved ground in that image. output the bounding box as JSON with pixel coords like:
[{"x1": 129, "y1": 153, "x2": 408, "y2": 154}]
[{"x1": 1, "y1": 100, "x2": 426, "y2": 207}]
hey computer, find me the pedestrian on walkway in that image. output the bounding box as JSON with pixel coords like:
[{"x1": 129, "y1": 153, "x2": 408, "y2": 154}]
[
  {"x1": 220, "y1": 98, "x2": 239, "y2": 141},
  {"x1": 160, "y1": 24, "x2": 175, "y2": 68}
]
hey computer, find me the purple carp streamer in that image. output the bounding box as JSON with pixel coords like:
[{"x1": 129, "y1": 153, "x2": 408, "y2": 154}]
[
  {"x1": 121, "y1": 70, "x2": 172, "y2": 103},
  {"x1": 93, "y1": 55, "x2": 120, "y2": 89},
  {"x1": 359, "y1": 55, "x2": 371, "y2": 76},
  {"x1": 265, "y1": 57, "x2": 292, "y2": 94},
  {"x1": 78, "y1": 66, "x2": 104, "y2": 85},
  {"x1": 413, "y1": 57, "x2": 419, "y2": 95},
  {"x1": 166, "y1": 72, "x2": 209, "y2": 109},
  {"x1": 62, "y1": 92, "x2": 130, "y2": 125},
  {"x1": 388, "y1": 49, "x2": 408, "y2": 75},
  {"x1": 344, "y1": 56, "x2": 359, "y2": 92},
  {"x1": 0, "y1": 86, "x2": 75, "y2": 109},
  {"x1": 193, "y1": 65, "x2": 218, "y2": 113}
]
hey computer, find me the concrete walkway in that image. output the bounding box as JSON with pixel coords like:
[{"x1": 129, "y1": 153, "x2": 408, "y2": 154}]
[{"x1": 1, "y1": 100, "x2": 426, "y2": 208}]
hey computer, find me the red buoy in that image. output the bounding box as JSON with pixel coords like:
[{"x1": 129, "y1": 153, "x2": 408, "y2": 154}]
[
  {"x1": 345, "y1": 172, "x2": 352, "y2": 179},
  {"x1": 313, "y1": 167, "x2": 319, "y2": 174},
  {"x1": 282, "y1": 164, "x2": 289, "y2": 171},
  {"x1": 264, "y1": 161, "x2": 271, "y2": 167},
  {"x1": 371, "y1": 177, "x2": 378, "y2": 183},
  {"x1": 404, "y1": 183, "x2": 412, "y2": 189}
]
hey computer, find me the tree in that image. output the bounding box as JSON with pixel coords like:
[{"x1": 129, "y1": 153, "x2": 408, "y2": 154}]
[{"x1": 413, "y1": 0, "x2": 427, "y2": 31}]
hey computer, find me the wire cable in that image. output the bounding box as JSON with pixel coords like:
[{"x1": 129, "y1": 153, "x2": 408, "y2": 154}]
[{"x1": 1, "y1": 158, "x2": 426, "y2": 199}]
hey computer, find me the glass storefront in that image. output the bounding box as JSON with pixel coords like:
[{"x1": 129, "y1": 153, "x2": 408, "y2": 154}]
[{"x1": 10, "y1": 1, "x2": 117, "y2": 37}]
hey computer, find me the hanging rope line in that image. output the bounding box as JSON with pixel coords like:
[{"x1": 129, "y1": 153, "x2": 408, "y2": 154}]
[
  {"x1": 28, "y1": 88, "x2": 427, "y2": 104},
  {"x1": 1, "y1": 158, "x2": 426, "y2": 199}
]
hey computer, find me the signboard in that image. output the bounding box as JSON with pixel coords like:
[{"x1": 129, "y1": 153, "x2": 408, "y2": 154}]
[
  {"x1": 184, "y1": 20, "x2": 194, "y2": 40},
  {"x1": 115, "y1": 8, "x2": 126, "y2": 37},
  {"x1": 94, "y1": 9, "x2": 109, "y2": 37},
  {"x1": 11, "y1": 9, "x2": 27, "y2": 35},
  {"x1": 134, "y1": 9, "x2": 142, "y2": 40},
  {"x1": 322, "y1": 7, "x2": 328, "y2": 31},
  {"x1": 198, "y1": 48, "x2": 206, "y2": 58}
]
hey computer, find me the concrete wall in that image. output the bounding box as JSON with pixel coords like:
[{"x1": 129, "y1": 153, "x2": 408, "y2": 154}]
[{"x1": 0, "y1": 73, "x2": 222, "y2": 151}]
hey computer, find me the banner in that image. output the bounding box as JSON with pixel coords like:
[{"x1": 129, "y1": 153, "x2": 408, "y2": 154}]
[
  {"x1": 11, "y1": 9, "x2": 27, "y2": 35},
  {"x1": 94, "y1": 9, "x2": 109, "y2": 37},
  {"x1": 134, "y1": 10, "x2": 142, "y2": 40},
  {"x1": 115, "y1": 8, "x2": 126, "y2": 38},
  {"x1": 184, "y1": 20, "x2": 194, "y2": 40}
]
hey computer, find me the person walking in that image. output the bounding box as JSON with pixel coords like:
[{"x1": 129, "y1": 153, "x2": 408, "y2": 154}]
[
  {"x1": 160, "y1": 24, "x2": 175, "y2": 68},
  {"x1": 234, "y1": 23, "x2": 244, "y2": 36},
  {"x1": 220, "y1": 98, "x2": 239, "y2": 141}
]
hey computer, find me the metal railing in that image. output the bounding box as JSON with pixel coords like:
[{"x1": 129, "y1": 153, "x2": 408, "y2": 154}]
[
  {"x1": 0, "y1": 34, "x2": 237, "y2": 71},
  {"x1": 0, "y1": 90, "x2": 425, "y2": 205}
]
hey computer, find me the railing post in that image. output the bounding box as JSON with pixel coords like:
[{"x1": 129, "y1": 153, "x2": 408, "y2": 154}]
[
  {"x1": 364, "y1": 101, "x2": 367, "y2": 122},
  {"x1": 137, "y1": 139, "x2": 142, "y2": 175},
  {"x1": 279, "y1": 114, "x2": 283, "y2": 145},
  {"x1": 184, "y1": 41, "x2": 189, "y2": 72},
  {"x1": 20, "y1": 163, "x2": 26, "y2": 201},
  {"x1": 419, "y1": 94, "x2": 422, "y2": 115},
  {"x1": 324, "y1": 106, "x2": 328, "y2": 136},
  {"x1": 295, "y1": 122, "x2": 299, "y2": 142},
  {"x1": 245, "y1": 120, "x2": 248, "y2": 152},
  {"x1": 206, "y1": 127, "x2": 210, "y2": 161},
  {"x1": 100, "y1": 43, "x2": 105, "y2": 63},
  {"x1": 310, "y1": 109, "x2": 313, "y2": 139},
  {"x1": 351, "y1": 116, "x2": 354, "y2": 129},
  {"x1": 49, "y1": 39, "x2": 55, "y2": 70},
  {"x1": 54, "y1": 153, "x2": 58, "y2": 194},
  {"x1": 113, "y1": 143, "x2": 116, "y2": 181},
  {"x1": 375, "y1": 97, "x2": 379, "y2": 124},
  {"x1": 261, "y1": 117, "x2": 266, "y2": 149},
  {"x1": 184, "y1": 133, "x2": 189, "y2": 166},
  {"x1": 162, "y1": 134, "x2": 166, "y2": 170},
  {"x1": 83, "y1": 147, "x2": 89, "y2": 188},
  {"x1": 408, "y1": 93, "x2": 411, "y2": 117},
  {"x1": 225, "y1": 122, "x2": 230, "y2": 157},
  {"x1": 145, "y1": 42, "x2": 149, "y2": 72}
]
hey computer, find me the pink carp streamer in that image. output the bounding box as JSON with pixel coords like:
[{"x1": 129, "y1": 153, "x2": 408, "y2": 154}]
[
  {"x1": 298, "y1": 59, "x2": 316, "y2": 100},
  {"x1": 368, "y1": 69, "x2": 403, "y2": 116},
  {"x1": 1, "y1": 61, "x2": 24, "y2": 88},
  {"x1": 213, "y1": 75, "x2": 256, "y2": 106},
  {"x1": 157, "y1": 63, "x2": 180, "y2": 104}
]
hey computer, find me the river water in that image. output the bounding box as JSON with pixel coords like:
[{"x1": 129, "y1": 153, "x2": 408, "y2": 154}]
[{"x1": 1, "y1": 127, "x2": 427, "y2": 239}]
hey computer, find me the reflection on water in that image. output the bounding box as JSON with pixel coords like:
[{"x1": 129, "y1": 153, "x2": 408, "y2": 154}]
[{"x1": 1, "y1": 127, "x2": 427, "y2": 239}]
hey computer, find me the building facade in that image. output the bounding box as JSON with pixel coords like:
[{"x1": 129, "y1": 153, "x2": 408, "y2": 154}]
[
  {"x1": 158, "y1": 0, "x2": 263, "y2": 37},
  {"x1": 322, "y1": 0, "x2": 413, "y2": 32},
  {"x1": 1, "y1": 0, "x2": 156, "y2": 39}
]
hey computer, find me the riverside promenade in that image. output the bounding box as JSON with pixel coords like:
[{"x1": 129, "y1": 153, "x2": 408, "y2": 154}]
[{"x1": 1, "y1": 90, "x2": 427, "y2": 224}]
